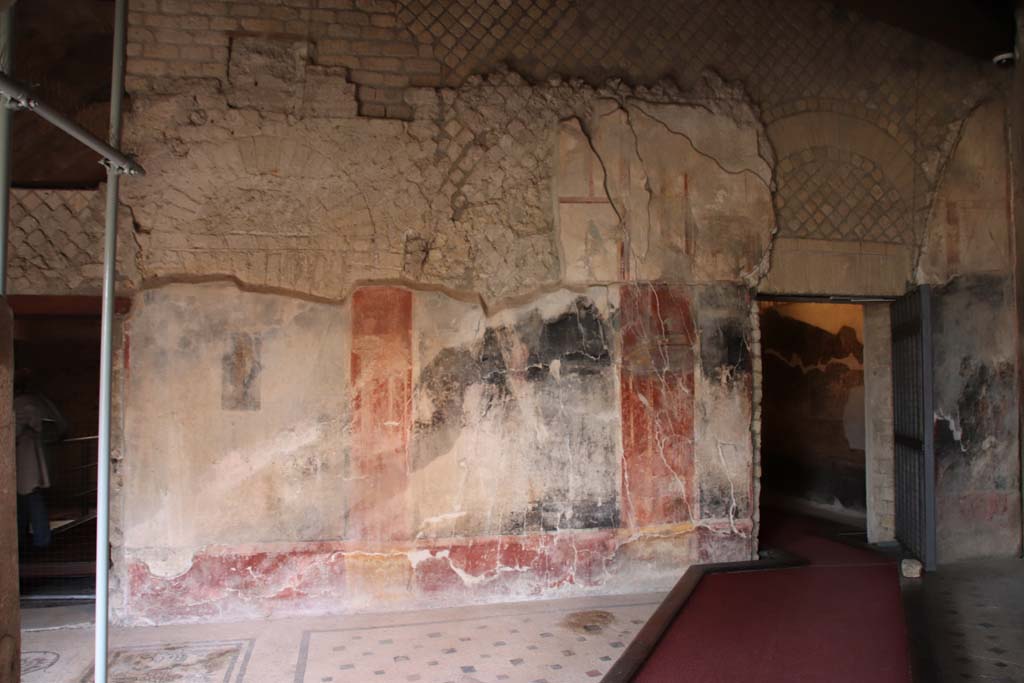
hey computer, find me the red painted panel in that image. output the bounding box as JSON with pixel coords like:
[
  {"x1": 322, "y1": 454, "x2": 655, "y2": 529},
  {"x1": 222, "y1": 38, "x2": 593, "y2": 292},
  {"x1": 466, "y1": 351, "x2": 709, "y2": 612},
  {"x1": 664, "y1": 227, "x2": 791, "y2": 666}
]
[
  {"x1": 349, "y1": 287, "x2": 413, "y2": 542},
  {"x1": 124, "y1": 530, "x2": 628, "y2": 622},
  {"x1": 620, "y1": 284, "x2": 696, "y2": 528},
  {"x1": 413, "y1": 556, "x2": 464, "y2": 594},
  {"x1": 126, "y1": 547, "x2": 348, "y2": 622}
]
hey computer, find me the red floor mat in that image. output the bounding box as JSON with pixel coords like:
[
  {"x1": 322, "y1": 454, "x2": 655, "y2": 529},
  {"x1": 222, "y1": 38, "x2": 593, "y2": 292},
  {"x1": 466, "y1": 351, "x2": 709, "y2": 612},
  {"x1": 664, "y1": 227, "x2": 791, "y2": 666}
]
[{"x1": 634, "y1": 514, "x2": 912, "y2": 682}]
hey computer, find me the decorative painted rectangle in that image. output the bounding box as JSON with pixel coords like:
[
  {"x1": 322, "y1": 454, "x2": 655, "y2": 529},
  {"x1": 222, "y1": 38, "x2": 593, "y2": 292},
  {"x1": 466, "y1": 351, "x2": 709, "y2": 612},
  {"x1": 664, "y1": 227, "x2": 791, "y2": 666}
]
[
  {"x1": 222, "y1": 332, "x2": 261, "y2": 410},
  {"x1": 619, "y1": 284, "x2": 697, "y2": 528},
  {"x1": 78, "y1": 640, "x2": 253, "y2": 682},
  {"x1": 348, "y1": 286, "x2": 413, "y2": 542}
]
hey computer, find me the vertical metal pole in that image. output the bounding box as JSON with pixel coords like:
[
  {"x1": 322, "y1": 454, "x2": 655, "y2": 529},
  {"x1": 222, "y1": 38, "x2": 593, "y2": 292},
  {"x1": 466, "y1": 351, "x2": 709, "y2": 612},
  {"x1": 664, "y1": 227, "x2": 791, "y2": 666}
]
[
  {"x1": 0, "y1": 6, "x2": 13, "y2": 295},
  {"x1": 95, "y1": 0, "x2": 127, "y2": 680},
  {"x1": 1016, "y1": 1, "x2": 1024, "y2": 563}
]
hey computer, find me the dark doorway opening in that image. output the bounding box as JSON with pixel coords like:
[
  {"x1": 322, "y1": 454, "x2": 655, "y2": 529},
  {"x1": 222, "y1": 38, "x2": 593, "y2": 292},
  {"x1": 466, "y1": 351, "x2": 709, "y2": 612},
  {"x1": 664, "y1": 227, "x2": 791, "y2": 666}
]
[
  {"x1": 759, "y1": 300, "x2": 867, "y2": 529},
  {"x1": 13, "y1": 297, "x2": 101, "y2": 603}
]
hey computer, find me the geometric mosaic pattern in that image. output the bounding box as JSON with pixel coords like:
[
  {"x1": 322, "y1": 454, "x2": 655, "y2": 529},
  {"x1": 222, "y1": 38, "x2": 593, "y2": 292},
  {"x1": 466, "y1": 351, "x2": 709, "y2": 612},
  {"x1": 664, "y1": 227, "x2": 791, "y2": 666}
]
[
  {"x1": 776, "y1": 147, "x2": 912, "y2": 244},
  {"x1": 395, "y1": 0, "x2": 995, "y2": 249},
  {"x1": 294, "y1": 601, "x2": 658, "y2": 682},
  {"x1": 907, "y1": 558, "x2": 1024, "y2": 683},
  {"x1": 21, "y1": 595, "x2": 664, "y2": 682},
  {"x1": 397, "y1": 0, "x2": 992, "y2": 164},
  {"x1": 7, "y1": 188, "x2": 136, "y2": 296}
]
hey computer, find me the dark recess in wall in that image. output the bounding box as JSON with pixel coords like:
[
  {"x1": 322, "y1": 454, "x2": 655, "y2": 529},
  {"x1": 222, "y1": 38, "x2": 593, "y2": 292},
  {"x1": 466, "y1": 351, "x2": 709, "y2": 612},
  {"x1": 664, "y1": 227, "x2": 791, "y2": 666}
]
[
  {"x1": 760, "y1": 304, "x2": 866, "y2": 514},
  {"x1": 10, "y1": 0, "x2": 116, "y2": 188}
]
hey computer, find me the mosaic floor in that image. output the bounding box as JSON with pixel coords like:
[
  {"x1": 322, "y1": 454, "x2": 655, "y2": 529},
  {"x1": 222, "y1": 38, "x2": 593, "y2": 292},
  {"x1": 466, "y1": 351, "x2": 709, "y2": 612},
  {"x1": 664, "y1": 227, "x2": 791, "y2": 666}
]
[
  {"x1": 904, "y1": 557, "x2": 1024, "y2": 682},
  {"x1": 21, "y1": 592, "x2": 663, "y2": 682}
]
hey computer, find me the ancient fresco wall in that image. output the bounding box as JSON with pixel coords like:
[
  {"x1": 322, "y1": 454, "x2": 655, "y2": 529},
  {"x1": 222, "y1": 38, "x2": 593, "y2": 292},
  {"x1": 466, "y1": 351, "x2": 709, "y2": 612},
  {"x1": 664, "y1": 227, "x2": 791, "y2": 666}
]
[
  {"x1": 119, "y1": 281, "x2": 753, "y2": 623},
  {"x1": 920, "y1": 101, "x2": 1021, "y2": 562},
  {"x1": 88, "y1": 0, "x2": 1020, "y2": 623},
  {"x1": 931, "y1": 276, "x2": 1021, "y2": 562},
  {"x1": 115, "y1": 52, "x2": 770, "y2": 620}
]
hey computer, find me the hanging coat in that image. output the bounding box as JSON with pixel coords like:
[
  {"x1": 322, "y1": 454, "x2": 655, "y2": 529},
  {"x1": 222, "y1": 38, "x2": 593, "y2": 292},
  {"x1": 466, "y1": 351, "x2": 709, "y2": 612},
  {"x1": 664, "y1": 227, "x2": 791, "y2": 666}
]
[{"x1": 15, "y1": 393, "x2": 69, "y2": 495}]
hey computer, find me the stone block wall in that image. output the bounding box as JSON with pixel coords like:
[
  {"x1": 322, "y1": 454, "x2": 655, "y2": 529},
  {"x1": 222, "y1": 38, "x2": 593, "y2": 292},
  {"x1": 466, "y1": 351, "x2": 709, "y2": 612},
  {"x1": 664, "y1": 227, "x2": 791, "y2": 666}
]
[
  {"x1": 126, "y1": 0, "x2": 438, "y2": 119},
  {"x1": 863, "y1": 303, "x2": 896, "y2": 543}
]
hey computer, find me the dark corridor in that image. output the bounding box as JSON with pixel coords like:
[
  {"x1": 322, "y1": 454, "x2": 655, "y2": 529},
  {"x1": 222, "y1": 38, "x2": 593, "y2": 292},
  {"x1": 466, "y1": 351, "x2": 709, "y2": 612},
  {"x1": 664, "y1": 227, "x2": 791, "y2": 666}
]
[
  {"x1": 759, "y1": 301, "x2": 867, "y2": 527},
  {"x1": 14, "y1": 300, "x2": 101, "y2": 601}
]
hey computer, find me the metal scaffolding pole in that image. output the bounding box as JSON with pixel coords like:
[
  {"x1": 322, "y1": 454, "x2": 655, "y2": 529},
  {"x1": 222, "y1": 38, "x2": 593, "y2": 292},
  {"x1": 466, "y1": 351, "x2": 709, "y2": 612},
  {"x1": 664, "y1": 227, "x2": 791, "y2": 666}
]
[
  {"x1": 95, "y1": 0, "x2": 129, "y2": 680},
  {"x1": 0, "y1": 2, "x2": 141, "y2": 679},
  {"x1": 0, "y1": 71, "x2": 142, "y2": 177},
  {"x1": 0, "y1": 7, "x2": 12, "y2": 295}
]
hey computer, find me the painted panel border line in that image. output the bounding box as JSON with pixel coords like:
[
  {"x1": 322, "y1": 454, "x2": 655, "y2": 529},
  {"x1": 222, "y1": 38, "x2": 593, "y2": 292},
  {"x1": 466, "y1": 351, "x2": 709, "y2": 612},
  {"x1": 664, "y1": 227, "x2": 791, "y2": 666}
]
[
  {"x1": 600, "y1": 550, "x2": 808, "y2": 682},
  {"x1": 77, "y1": 639, "x2": 254, "y2": 683}
]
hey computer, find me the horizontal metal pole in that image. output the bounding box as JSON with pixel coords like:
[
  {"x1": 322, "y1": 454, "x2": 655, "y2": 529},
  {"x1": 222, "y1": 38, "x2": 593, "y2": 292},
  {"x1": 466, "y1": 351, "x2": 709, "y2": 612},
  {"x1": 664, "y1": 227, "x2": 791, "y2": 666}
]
[
  {"x1": 63, "y1": 435, "x2": 100, "y2": 443},
  {"x1": 0, "y1": 71, "x2": 143, "y2": 176}
]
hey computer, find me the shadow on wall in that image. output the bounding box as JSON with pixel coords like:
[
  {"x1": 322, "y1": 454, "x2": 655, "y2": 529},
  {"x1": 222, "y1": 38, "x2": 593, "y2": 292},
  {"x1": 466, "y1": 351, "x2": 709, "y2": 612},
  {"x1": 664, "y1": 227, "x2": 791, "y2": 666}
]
[{"x1": 759, "y1": 302, "x2": 866, "y2": 517}]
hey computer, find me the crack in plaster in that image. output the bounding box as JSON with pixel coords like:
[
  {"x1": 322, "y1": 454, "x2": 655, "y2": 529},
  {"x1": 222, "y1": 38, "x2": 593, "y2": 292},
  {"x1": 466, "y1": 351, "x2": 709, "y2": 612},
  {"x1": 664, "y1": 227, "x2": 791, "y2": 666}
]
[
  {"x1": 622, "y1": 105, "x2": 656, "y2": 277},
  {"x1": 713, "y1": 439, "x2": 746, "y2": 538},
  {"x1": 629, "y1": 101, "x2": 772, "y2": 187}
]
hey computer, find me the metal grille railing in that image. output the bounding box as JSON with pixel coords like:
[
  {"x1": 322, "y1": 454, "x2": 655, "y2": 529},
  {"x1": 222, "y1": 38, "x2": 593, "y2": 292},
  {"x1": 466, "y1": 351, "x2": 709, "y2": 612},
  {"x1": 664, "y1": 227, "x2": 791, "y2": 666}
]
[
  {"x1": 19, "y1": 435, "x2": 98, "y2": 580},
  {"x1": 891, "y1": 286, "x2": 936, "y2": 570}
]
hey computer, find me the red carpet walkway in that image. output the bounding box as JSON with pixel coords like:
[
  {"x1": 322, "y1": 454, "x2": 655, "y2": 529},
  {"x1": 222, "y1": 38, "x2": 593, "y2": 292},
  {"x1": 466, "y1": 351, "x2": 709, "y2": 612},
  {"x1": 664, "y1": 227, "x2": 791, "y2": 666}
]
[{"x1": 635, "y1": 513, "x2": 912, "y2": 682}]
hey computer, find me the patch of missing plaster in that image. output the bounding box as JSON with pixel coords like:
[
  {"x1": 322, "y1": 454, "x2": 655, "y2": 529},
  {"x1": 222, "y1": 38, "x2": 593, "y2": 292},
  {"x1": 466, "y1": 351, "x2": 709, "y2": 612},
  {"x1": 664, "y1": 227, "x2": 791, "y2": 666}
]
[
  {"x1": 132, "y1": 548, "x2": 199, "y2": 579},
  {"x1": 130, "y1": 62, "x2": 782, "y2": 305}
]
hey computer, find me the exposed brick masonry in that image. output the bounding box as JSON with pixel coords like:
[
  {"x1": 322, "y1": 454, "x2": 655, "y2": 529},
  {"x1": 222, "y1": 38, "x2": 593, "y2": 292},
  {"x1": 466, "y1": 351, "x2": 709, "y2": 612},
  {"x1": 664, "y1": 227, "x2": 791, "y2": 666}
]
[{"x1": 127, "y1": 0, "x2": 440, "y2": 120}]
